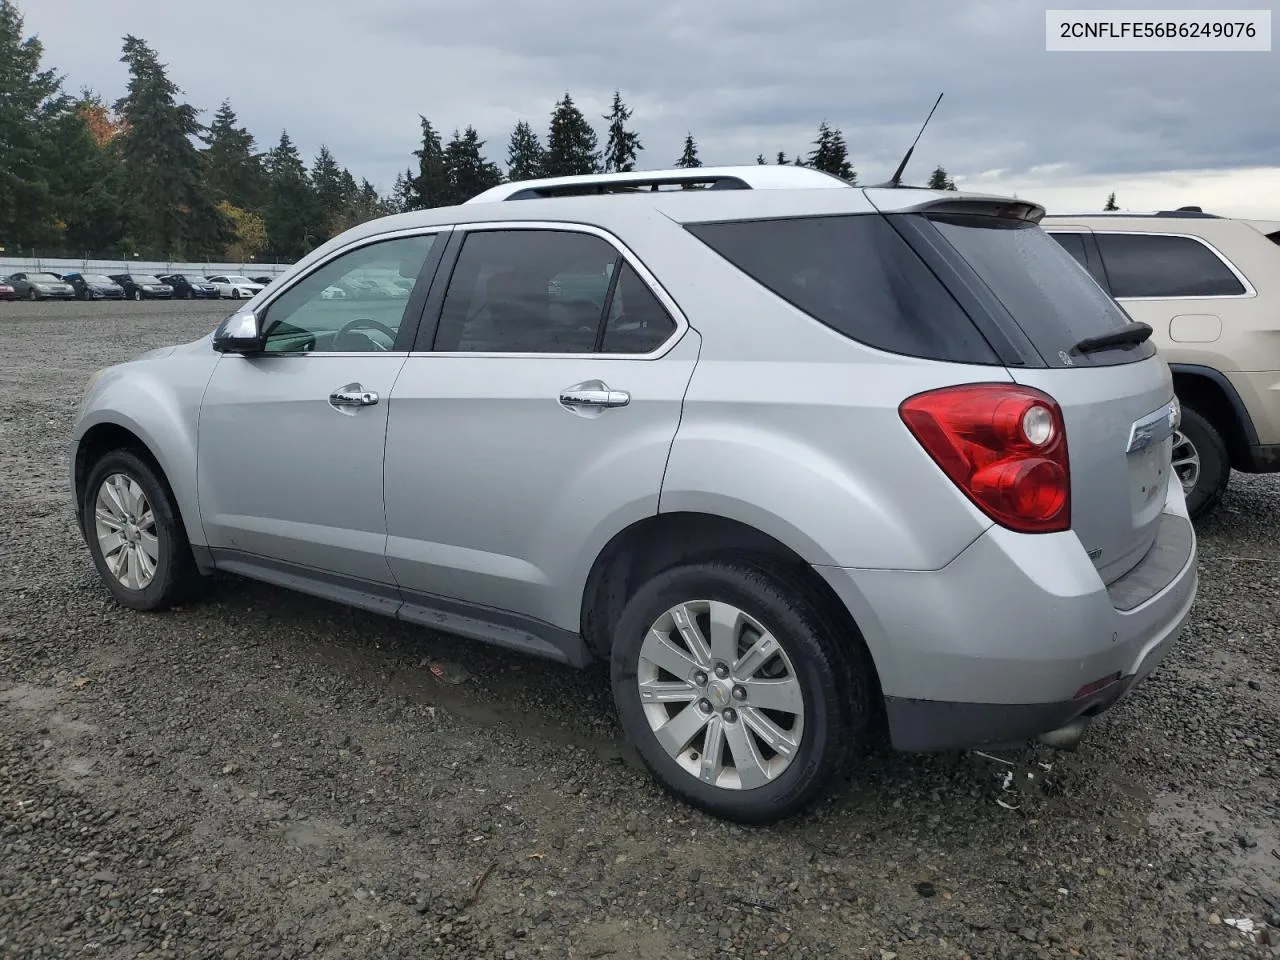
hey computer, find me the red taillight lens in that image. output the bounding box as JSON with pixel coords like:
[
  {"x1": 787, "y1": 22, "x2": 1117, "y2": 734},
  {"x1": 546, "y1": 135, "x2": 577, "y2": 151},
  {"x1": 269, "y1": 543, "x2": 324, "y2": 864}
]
[{"x1": 900, "y1": 383, "x2": 1071, "y2": 534}]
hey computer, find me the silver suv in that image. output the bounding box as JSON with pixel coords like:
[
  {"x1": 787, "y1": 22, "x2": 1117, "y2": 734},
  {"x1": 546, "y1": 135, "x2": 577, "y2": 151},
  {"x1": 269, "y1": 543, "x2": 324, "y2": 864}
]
[{"x1": 71, "y1": 166, "x2": 1198, "y2": 824}]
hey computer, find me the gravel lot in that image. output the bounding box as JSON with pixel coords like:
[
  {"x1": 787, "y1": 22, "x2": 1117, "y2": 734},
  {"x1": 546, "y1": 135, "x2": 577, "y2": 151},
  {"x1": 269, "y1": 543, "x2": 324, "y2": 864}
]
[{"x1": 2, "y1": 299, "x2": 1279, "y2": 960}]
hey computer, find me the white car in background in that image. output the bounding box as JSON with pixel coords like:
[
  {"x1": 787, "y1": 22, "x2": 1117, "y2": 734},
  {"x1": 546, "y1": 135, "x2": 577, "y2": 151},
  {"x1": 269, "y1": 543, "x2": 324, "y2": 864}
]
[{"x1": 206, "y1": 275, "x2": 265, "y2": 300}]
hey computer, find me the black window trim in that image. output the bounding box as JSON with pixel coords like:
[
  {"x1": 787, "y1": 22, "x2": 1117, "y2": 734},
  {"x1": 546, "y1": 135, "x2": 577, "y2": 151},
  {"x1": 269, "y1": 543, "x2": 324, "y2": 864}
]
[
  {"x1": 236, "y1": 225, "x2": 453, "y2": 357},
  {"x1": 411, "y1": 220, "x2": 688, "y2": 359},
  {"x1": 1090, "y1": 229, "x2": 1256, "y2": 301}
]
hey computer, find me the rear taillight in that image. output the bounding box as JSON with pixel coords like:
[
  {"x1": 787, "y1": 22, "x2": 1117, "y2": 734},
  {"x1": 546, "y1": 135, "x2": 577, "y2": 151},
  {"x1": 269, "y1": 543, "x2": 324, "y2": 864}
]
[{"x1": 899, "y1": 383, "x2": 1071, "y2": 534}]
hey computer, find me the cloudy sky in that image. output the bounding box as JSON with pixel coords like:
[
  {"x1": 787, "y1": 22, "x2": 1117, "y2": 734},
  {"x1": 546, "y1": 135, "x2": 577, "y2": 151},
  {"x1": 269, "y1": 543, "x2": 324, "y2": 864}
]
[{"x1": 23, "y1": 0, "x2": 1280, "y2": 216}]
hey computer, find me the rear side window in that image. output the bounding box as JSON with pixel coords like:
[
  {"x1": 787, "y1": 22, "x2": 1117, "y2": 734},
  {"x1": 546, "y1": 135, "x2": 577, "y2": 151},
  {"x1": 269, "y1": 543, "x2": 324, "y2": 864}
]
[
  {"x1": 1049, "y1": 232, "x2": 1089, "y2": 269},
  {"x1": 685, "y1": 215, "x2": 998, "y2": 364},
  {"x1": 1095, "y1": 233, "x2": 1247, "y2": 298},
  {"x1": 928, "y1": 215, "x2": 1152, "y2": 366}
]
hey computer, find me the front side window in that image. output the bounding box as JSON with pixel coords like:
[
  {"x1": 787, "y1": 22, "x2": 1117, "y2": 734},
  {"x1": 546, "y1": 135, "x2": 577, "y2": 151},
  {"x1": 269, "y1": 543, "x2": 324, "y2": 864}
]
[
  {"x1": 260, "y1": 233, "x2": 436, "y2": 353},
  {"x1": 1094, "y1": 233, "x2": 1247, "y2": 298},
  {"x1": 433, "y1": 229, "x2": 625, "y2": 353}
]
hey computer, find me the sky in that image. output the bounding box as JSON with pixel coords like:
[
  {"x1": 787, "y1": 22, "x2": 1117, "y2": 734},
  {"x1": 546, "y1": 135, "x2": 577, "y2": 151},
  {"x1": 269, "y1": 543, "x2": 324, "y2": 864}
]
[{"x1": 20, "y1": 0, "x2": 1280, "y2": 218}]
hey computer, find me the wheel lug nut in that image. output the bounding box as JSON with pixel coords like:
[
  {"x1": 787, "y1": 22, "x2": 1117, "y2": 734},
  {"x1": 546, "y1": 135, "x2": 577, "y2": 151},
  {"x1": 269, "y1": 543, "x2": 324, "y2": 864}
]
[
  {"x1": 723, "y1": 708, "x2": 738, "y2": 723},
  {"x1": 694, "y1": 672, "x2": 708, "y2": 687},
  {"x1": 698, "y1": 699, "x2": 713, "y2": 714},
  {"x1": 714, "y1": 664, "x2": 730, "y2": 680},
  {"x1": 732, "y1": 685, "x2": 747, "y2": 701}
]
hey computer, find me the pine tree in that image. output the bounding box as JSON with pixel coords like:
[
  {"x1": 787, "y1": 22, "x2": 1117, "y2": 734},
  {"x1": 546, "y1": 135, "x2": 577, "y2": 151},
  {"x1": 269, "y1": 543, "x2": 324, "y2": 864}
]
[
  {"x1": 756, "y1": 154, "x2": 767, "y2": 165},
  {"x1": 675, "y1": 134, "x2": 701, "y2": 169},
  {"x1": 408, "y1": 117, "x2": 449, "y2": 208},
  {"x1": 602, "y1": 91, "x2": 642, "y2": 173},
  {"x1": 46, "y1": 94, "x2": 129, "y2": 254},
  {"x1": 311, "y1": 145, "x2": 347, "y2": 240},
  {"x1": 390, "y1": 169, "x2": 415, "y2": 214},
  {"x1": 0, "y1": 0, "x2": 67, "y2": 248},
  {"x1": 545, "y1": 93, "x2": 599, "y2": 176},
  {"x1": 203, "y1": 99, "x2": 266, "y2": 210},
  {"x1": 927, "y1": 165, "x2": 957, "y2": 191},
  {"x1": 263, "y1": 130, "x2": 315, "y2": 258},
  {"x1": 1104, "y1": 192, "x2": 1119, "y2": 211},
  {"x1": 775, "y1": 151, "x2": 788, "y2": 165},
  {"x1": 506, "y1": 120, "x2": 545, "y2": 182},
  {"x1": 442, "y1": 126, "x2": 503, "y2": 204},
  {"x1": 115, "y1": 35, "x2": 226, "y2": 258},
  {"x1": 807, "y1": 122, "x2": 854, "y2": 180}
]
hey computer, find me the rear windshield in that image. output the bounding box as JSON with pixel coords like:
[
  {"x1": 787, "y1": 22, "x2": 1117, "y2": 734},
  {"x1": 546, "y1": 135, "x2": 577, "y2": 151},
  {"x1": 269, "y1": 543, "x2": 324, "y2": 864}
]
[
  {"x1": 927, "y1": 215, "x2": 1154, "y2": 366},
  {"x1": 685, "y1": 214, "x2": 998, "y2": 364}
]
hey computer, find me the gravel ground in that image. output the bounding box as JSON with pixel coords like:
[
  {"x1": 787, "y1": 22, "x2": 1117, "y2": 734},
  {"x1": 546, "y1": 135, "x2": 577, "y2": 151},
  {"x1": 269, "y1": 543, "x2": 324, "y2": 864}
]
[{"x1": 2, "y1": 299, "x2": 1279, "y2": 960}]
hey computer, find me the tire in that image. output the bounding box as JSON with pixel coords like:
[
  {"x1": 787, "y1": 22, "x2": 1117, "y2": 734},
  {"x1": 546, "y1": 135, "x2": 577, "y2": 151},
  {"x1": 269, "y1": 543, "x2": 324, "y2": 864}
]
[
  {"x1": 184, "y1": 289, "x2": 193, "y2": 300},
  {"x1": 1174, "y1": 405, "x2": 1229, "y2": 520},
  {"x1": 611, "y1": 560, "x2": 872, "y2": 824},
  {"x1": 80, "y1": 448, "x2": 199, "y2": 611},
  {"x1": 28, "y1": 289, "x2": 37, "y2": 301},
  {"x1": 231, "y1": 289, "x2": 241, "y2": 300},
  {"x1": 132, "y1": 289, "x2": 143, "y2": 301}
]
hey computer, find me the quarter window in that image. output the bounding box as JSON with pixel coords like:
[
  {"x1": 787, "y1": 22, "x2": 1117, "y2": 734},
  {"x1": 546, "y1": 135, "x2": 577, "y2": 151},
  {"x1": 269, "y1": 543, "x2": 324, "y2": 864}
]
[
  {"x1": 1095, "y1": 233, "x2": 1247, "y2": 298},
  {"x1": 260, "y1": 233, "x2": 437, "y2": 353}
]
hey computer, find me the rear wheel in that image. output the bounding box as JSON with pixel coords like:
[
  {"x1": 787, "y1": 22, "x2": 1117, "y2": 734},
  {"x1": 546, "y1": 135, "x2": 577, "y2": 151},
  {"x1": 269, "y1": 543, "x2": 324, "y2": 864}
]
[
  {"x1": 1173, "y1": 404, "x2": 1229, "y2": 520},
  {"x1": 81, "y1": 449, "x2": 199, "y2": 610},
  {"x1": 611, "y1": 560, "x2": 870, "y2": 824}
]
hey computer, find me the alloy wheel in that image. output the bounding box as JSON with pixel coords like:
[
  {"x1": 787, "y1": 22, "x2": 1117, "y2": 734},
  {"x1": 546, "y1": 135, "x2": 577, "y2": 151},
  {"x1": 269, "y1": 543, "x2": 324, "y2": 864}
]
[
  {"x1": 93, "y1": 473, "x2": 160, "y2": 590},
  {"x1": 1171, "y1": 429, "x2": 1201, "y2": 495},
  {"x1": 636, "y1": 600, "x2": 805, "y2": 790}
]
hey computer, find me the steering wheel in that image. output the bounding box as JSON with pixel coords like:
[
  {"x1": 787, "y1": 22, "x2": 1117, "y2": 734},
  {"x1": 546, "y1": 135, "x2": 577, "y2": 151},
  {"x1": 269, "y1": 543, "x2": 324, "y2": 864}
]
[{"x1": 333, "y1": 318, "x2": 398, "y2": 351}]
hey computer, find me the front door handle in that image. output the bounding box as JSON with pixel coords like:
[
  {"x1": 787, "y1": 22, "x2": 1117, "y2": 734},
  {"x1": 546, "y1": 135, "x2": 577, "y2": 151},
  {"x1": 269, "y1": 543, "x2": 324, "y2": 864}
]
[
  {"x1": 559, "y1": 380, "x2": 630, "y2": 410},
  {"x1": 329, "y1": 384, "x2": 379, "y2": 407}
]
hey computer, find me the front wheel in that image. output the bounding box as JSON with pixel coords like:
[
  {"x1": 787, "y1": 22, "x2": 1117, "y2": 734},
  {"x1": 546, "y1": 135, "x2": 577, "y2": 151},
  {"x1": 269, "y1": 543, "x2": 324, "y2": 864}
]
[
  {"x1": 28, "y1": 289, "x2": 37, "y2": 301},
  {"x1": 611, "y1": 561, "x2": 871, "y2": 824},
  {"x1": 1173, "y1": 405, "x2": 1229, "y2": 520},
  {"x1": 81, "y1": 449, "x2": 199, "y2": 610},
  {"x1": 230, "y1": 289, "x2": 241, "y2": 300},
  {"x1": 132, "y1": 289, "x2": 143, "y2": 301}
]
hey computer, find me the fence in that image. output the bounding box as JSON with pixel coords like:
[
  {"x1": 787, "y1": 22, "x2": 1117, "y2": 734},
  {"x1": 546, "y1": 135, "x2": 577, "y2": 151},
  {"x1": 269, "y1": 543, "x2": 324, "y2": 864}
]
[{"x1": 0, "y1": 255, "x2": 294, "y2": 280}]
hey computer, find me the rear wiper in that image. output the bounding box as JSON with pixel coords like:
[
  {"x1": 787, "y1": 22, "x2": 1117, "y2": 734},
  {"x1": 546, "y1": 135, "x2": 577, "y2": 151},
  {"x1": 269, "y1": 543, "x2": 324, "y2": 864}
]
[{"x1": 1071, "y1": 321, "x2": 1153, "y2": 356}]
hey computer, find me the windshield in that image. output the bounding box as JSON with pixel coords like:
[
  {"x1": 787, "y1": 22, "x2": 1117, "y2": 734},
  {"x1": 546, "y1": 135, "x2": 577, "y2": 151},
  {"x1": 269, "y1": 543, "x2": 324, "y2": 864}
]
[
  {"x1": 135, "y1": 275, "x2": 162, "y2": 284},
  {"x1": 83, "y1": 275, "x2": 114, "y2": 284},
  {"x1": 927, "y1": 214, "x2": 1153, "y2": 367},
  {"x1": 188, "y1": 276, "x2": 209, "y2": 283},
  {"x1": 227, "y1": 276, "x2": 253, "y2": 284},
  {"x1": 30, "y1": 273, "x2": 61, "y2": 282}
]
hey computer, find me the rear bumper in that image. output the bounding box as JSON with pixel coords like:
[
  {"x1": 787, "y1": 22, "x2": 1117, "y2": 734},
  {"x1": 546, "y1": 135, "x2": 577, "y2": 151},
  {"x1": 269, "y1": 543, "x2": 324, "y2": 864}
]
[{"x1": 817, "y1": 483, "x2": 1197, "y2": 752}]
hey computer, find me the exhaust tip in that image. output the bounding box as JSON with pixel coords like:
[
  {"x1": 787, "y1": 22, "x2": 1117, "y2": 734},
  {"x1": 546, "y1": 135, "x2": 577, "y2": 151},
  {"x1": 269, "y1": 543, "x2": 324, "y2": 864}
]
[{"x1": 1036, "y1": 716, "x2": 1091, "y2": 751}]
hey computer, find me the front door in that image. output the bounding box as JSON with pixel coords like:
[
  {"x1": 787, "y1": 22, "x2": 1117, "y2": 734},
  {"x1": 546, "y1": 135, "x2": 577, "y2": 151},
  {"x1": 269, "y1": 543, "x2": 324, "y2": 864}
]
[
  {"x1": 383, "y1": 225, "x2": 698, "y2": 633},
  {"x1": 197, "y1": 229, "x2": 445, "y2": 588}
]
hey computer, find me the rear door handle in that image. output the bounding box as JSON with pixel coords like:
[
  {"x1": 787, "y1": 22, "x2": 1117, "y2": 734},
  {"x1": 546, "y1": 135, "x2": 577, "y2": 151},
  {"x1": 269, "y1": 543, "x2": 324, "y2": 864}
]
[
  {"x1": 559, "y1": 380, "x2": 630, "y2": 410},
  {"x1": 329, "y1": 384, "x2": 379, "y2": 407}
]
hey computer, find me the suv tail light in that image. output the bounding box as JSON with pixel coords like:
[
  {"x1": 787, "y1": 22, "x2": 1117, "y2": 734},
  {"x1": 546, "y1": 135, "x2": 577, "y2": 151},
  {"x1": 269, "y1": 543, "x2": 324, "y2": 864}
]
[{"x1": 899, "y1": 383, "x2": 1071, "y2": 534}]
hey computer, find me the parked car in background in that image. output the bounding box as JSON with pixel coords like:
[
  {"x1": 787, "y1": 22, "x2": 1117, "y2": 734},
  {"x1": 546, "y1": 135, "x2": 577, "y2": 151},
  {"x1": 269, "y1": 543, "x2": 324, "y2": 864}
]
[
  {"x1": 0, "y1": 281, "x2": 16, "y2": 301},
  {"x1": 206, "y1": 274, "x2": 265, "y2": 299},
  {"x1": 1043, "y1": 207, "x2": 1280, "y2": 519},
  {"x1": 109, "y1": 274, "x2": 174, "y2": 301},
  {"x1": 71, "y1": 167, "x2": 1197, "y2": 824},
  {"x1": 250, "y1": 275, "x2": 275, "y2": 286},
  {"x1": 5, "y1": 272, "x2": 76, "y2": 300},
  {"x1": 160, "y1": 274, "x2": 220, "y2": 300},
  {"x1": 64, "y1": 273, "x2": 126, "y2": 301}
]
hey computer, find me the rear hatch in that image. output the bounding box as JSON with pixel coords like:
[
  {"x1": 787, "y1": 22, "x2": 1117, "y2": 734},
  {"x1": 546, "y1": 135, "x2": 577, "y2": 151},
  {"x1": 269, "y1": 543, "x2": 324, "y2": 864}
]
[{"x1": 893, "y1": 199, "x2": 1176, "y2": 584}]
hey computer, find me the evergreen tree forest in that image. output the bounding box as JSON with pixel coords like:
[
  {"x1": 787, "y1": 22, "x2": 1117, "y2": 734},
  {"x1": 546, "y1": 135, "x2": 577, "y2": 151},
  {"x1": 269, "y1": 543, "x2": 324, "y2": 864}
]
[{"x1": 1, "y1": 0, "x2": 959, "y2": 262}]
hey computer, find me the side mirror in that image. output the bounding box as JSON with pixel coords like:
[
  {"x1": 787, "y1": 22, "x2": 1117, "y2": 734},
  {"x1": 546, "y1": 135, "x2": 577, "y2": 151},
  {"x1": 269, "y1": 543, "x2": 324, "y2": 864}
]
[{"x1": 212, "y1": 310, "x2": 265, "y2": 354}]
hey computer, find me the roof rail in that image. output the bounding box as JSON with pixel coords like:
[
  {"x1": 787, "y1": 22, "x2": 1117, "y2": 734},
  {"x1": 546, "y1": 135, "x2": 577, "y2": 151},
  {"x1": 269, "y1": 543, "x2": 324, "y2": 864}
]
[{"x1": 464, "y1": 166, "x2": 852, "y2": 203}]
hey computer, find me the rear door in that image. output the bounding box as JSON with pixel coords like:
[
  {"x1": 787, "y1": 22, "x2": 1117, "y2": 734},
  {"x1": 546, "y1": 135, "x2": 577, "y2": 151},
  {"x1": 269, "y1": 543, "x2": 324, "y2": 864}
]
[
  {"x1": 919, "y1": 211, "x2": 1176, "y2": 583},
  {"x1": 382, "y1": 223, "x2": 698, "y2": 635}
]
